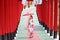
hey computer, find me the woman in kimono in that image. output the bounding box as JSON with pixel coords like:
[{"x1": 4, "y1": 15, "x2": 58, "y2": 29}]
[{"x1": 28, "y1": 15, "x2": 34, "y2": 38}]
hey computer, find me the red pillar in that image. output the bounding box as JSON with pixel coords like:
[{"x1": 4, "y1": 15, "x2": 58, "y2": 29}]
[
  {"x1": 0, "y1": 0, "x2": 5, "y2": 35},
  {"x1": 42, "y1": 0, "x2": 45, "y2": 24},
  {"x1": 36, "y1": 4, "x2": 43, "y2": 25},
  {"x1": 18, "y1": 0, "x2": 23, "y2": 21},
  {"x1": 42, "y1": 0, "x2": 49, "y2": 31},
  {"x1": 41, "y1": 0, "x2": 50, "y2": 33},
  {"x1": 54, "y1": 0, "x2": 58, "y2": 33},
  {"x1": 46, "y1": 1, "x2": 49, "y2": 30},
  {"x1": 53, "y1": 0, "x2": 58, "y2": 38},
  {"x1": 5, "y1": 0, "x2": 11, "y2": 33},
  {"x1": 48, "y1": 0, "x2": 53, "y2": 36}
]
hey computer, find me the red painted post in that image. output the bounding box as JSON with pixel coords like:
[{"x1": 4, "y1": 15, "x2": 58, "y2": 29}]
[
  {"x1": 18, "y1": 0, "x2": 23, "y2": 21},
  {"x1": 0, "y1": 0, "x2": 5, "y2": 35},
  {"x1": 48, "y1": 0, "x2": 53, "y2": 36},
  {"x1": 41, "y1": 0, "x2": 46, "y2": 25},
  {"x1": 36, "y1": 4, "x2": 43, "y2": 25},
  {"x1": 43, "y1": 0, "x2": 50, "y2": 33},
  {"x1": 53, "y1": 0, "x2": 58, "y2": 38}
]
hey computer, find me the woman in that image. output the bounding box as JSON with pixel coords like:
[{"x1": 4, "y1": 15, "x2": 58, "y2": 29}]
[{"x1": 28, "y1": 15, "x2": 34, "y2": 38}]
